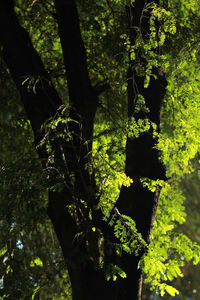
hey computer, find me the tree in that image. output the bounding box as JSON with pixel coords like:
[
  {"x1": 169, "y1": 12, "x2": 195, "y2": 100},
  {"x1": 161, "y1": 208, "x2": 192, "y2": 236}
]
[{"x1": 1, "y1": 0, "x2": 200, "y2": 299}]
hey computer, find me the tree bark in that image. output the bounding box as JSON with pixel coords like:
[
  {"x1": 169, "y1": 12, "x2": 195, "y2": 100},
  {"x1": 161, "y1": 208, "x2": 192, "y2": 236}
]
[{"x1": 0, "y1": 1, "x2": 167, "y2": 300}]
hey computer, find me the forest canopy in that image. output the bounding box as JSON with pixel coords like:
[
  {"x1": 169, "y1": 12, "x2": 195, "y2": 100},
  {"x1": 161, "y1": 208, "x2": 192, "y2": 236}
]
[{"x1": 1, "y1": 0, "x2": 200, "y2": 299}]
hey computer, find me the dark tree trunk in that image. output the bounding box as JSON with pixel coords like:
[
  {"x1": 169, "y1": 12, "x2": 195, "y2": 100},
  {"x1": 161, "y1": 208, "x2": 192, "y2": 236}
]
[
  {"x1": 0, "y1": 1, "x2": 113, "y2": 299},
  {"x1": 115, "y1": 1, "x2": 167, "y2": 299},
  {"x1": 0, "y1": 1, "x2": 166, "y2": 300}
]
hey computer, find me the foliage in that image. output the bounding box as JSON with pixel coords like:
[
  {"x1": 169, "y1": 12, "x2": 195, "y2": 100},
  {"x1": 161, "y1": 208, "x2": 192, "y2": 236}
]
[{"x1": 1, "y1": 0, "x2": 200, "y2": 299}]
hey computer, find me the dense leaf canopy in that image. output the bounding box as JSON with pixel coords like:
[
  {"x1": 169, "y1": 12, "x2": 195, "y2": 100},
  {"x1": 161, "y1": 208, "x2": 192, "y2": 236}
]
[{"x1": 1, "y1": 0, "x2": 200, "y2": 299}]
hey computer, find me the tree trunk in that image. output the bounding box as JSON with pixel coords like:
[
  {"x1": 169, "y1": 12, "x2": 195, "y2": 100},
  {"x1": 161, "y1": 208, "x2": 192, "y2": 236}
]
[
  {"x1": 115, "y1": 1, "x2": 167, "y2": 298},
  {"x1": 0, "y1": 1, "x2": 167, "y2": 299}
]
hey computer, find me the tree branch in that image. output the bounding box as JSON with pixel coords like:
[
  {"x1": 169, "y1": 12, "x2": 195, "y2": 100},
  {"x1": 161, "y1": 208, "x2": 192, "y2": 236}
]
[
  {"x1": 0, "y1": 0, "x2": 79, "y2": 269},
  {"x1": 0, "y1": 1, "x2": 62, "y2": 138},
  {"x1": 53, "y1": 0, "x2": 97, "y2": 116}
]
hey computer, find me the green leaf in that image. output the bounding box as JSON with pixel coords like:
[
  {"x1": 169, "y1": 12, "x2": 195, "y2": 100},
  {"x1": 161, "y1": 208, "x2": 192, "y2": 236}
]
[
  {"x1": 0, "y1": 246, "x2": 7, "y2": 257},
  {"x1": 32, "y1": 286, "x2": 40, "y2": 299},
  {"x1": 165, "y1": 285, "x2": 179, "y2": 296},
  {"x1": 30, "y1": 257, "x2": 43, "y2": 267}
]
